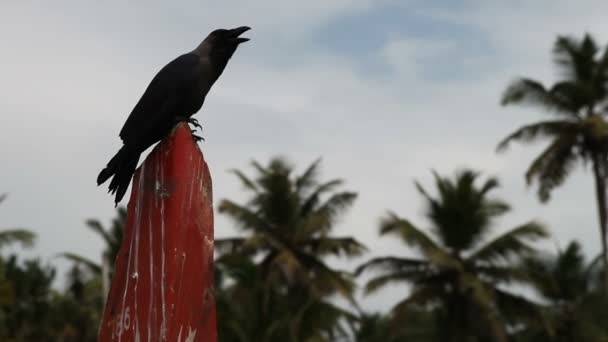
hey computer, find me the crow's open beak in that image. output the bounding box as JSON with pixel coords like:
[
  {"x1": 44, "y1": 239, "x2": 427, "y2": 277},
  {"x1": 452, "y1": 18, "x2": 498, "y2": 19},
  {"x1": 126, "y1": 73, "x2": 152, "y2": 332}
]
[{"x1": 229, "y1": 26, "x2": 251, "y2": 44}]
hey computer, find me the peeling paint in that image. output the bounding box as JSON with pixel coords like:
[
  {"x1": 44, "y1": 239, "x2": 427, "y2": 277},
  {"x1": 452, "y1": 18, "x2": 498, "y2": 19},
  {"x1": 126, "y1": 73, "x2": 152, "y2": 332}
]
[
  {"x1": 185, "y1": 327, "x2": 197, "y2": 342},
  {"x1": 203, "y1": 236, "x2": 213, "y2": 252}
]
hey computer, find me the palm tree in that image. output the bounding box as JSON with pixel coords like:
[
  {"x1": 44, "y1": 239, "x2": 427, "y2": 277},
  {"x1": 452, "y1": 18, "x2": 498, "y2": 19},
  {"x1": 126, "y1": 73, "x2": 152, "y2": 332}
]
[
  {"x1": 216, "y1": 157, "x2": 366, "y2": 339},
  {"x1": 0, "y1": 255, "x2": 56, "y2": 341},
  {"x1": 497, "y1": 33, "x2": 608, "y2": 288},
  {"x1": 520, "y1": 241, "x2": 608, "y2": 341},
  {"x1": 357, "y1": 169, "x2": 548, "y2": 342},
  {"x1": 60, "y1": 207, "x2": 125, "y2": 300},
  {"x1": 48, "y1": 264, "x2": 104, "y2": 342},
  {"x1": 0, "y1": 193, "x2": 36, "y2": 309}
]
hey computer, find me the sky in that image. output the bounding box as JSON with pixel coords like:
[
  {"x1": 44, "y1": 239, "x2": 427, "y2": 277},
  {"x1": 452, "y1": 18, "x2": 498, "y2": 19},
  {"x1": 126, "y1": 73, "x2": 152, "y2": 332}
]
[{"x1": 2, "y1": 0, "x2": 608, "y2": 313}]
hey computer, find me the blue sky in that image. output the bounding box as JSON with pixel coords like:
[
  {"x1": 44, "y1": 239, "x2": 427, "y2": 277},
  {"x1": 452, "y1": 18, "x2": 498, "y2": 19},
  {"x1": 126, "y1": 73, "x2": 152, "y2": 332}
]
[
  {"x1": 2, "y1": 1, "x2": 608, "y2": 312},
  {"x1": 316, "y1": 1, "x2": 491, "y2": 80}
]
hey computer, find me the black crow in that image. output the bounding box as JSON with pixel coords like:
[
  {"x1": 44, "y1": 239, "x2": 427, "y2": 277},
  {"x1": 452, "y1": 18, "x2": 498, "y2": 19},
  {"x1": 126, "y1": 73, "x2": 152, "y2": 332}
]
[{"x1": 97, "y1": 26, "x2": 250, "y2": 205}]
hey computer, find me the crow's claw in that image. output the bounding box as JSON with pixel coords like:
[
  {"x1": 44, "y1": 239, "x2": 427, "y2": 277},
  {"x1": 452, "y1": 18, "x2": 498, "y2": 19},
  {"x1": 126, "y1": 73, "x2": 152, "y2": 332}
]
[
  {"x1": 186, "y1": 117, "x2": 202, "y2": 129},
  {"x1": 191, "y1": 130, "x2": 205, "y2": 142}
]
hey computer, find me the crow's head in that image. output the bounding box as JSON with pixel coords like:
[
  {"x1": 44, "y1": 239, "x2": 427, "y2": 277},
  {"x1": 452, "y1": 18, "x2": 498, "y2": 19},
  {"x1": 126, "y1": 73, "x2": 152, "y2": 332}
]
[{"x1": 200, "y1": 26, "x2": 250, "y2": 64}]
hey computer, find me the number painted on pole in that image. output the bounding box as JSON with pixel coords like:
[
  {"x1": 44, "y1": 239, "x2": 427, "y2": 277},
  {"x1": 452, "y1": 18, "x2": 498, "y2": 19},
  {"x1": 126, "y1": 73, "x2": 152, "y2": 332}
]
[{"x1": 111, "y1": 306, "x2": 132, "y2": 339}]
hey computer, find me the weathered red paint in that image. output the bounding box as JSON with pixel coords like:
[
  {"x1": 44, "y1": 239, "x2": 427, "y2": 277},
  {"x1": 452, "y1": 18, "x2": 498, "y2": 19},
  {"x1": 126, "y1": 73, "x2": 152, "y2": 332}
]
[{"x1": 98, "y1": 123, "x2": 216, "y2": 342}]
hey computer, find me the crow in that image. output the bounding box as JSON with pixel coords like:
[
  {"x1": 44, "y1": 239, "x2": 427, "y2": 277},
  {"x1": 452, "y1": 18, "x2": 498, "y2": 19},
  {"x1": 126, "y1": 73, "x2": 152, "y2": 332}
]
[{"x1": 97, "y1": 26, "x2": 250, "y2": 206}]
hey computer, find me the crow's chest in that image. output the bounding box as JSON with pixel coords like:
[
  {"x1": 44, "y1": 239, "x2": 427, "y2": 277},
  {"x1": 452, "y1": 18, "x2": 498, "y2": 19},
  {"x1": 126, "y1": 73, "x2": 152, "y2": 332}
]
[{"x1": 181, "y1": 77, "x2": 211, "y2": 115}]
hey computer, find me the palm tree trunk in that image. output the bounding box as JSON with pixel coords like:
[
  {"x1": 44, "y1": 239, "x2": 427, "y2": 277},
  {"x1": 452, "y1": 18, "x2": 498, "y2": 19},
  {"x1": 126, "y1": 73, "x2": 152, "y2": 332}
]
[
  {"x1": 483, "y1": 311, "x2": 509, "y2": 342},
  {"x1": 591, "y1": 153, "x2": 608, "y2": 292},
  {"x1": 447, "y1": 296, "x2": 467, "y2": 342},
  {"x1": 471, "y1": 297, "x2": 509, "y2": 342}
]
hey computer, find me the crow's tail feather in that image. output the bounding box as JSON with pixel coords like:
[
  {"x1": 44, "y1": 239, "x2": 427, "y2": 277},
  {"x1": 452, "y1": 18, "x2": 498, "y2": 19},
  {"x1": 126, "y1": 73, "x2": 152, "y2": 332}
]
[{"x1": 97, "y1": 146, "x2": 141, "y2": 206}]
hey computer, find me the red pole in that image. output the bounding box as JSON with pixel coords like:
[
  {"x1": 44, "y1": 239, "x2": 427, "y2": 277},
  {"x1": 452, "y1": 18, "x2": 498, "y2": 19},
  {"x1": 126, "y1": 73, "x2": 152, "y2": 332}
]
[{"x1": 98, "y1": 123, "x2": 216, "y2": 342}]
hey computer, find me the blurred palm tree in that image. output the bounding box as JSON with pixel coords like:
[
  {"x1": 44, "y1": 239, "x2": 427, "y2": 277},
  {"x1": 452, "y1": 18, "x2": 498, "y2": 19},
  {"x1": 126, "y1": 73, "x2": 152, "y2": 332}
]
[
  {"x1": 357, "y1": 169, "x2": 548, "y2": 342},
  {"x1": 216, "y1": 157, "x2": 366, "y2": 340},
  {"x1": 217, "y1": 157, "x2": 366, "y2": 300},
  {"x1": 0, "y1": 256, "x2": 55, "y2": 341},
  {"x1": 519, "y1": 241, "x2": 608, "y2": 341},
  {"x1": 497, "y1": 33, "x2": 608, "y2": 289},
  {"x1": 48, "y1": 263, "x2": 103, "y2": 342},
  {"x1": 60, "y1": 207, "x2": 125, "y2": 300},
  {"x1": 0, "y1": 193, "x2": 36, "y2": 308}
]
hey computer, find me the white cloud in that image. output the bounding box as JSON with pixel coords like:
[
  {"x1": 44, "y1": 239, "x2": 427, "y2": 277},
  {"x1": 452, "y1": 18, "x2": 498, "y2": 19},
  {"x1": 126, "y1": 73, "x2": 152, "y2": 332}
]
[{"x1": 382, "y1": 38, "x2": 456, "y2": 77}]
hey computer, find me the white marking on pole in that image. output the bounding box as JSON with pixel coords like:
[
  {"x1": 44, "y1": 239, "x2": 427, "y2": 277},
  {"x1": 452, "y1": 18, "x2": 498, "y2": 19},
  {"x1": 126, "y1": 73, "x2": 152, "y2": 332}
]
[
  {"x1": 185, "y1": 327, "x2": 197, "y2": 342},
  {"x1": 159, "y1": 157, "x2": 167, "y2": 341}
]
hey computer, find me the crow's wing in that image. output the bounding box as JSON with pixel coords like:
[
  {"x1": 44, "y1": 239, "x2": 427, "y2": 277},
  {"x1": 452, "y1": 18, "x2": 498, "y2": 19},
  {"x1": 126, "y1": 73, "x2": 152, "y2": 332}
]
[{"x1": 119, "y1": 53, "x2": 201, "y2": 145}]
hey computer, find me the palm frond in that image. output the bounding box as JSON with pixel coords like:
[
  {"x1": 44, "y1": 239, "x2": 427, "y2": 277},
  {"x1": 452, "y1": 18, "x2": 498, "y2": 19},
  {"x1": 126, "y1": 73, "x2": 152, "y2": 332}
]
[
  {"x1": 293, "y1": 298, "x2": 358, "y2": 340},
  {"x1": 550, "y1": 81, "x2": 592, "y2": 111},
  {"x1": 593, "y1": 44, "x2": 608, "y2": 97},
  {"x1": 553, "y1": 34, "x2": 598, "y2": 83},
  {"x1": 379, "y1": 213, "x2": 458, "y2": 270},
  {"x1": 585, "y1": 252, "x2": 603, "y2": 285},
  {"x1": 229, "y1": 168, "x2": 259, "y2": 193},
  {"x1": 293, "y1": 250, "x2": 358, "y2": 301},
  {"x1": 306, "y1": 236, "x2": 367, "y2": 258},
  {"x1": 0, "y1": 229, "x2": 35, "y2": 248},
  {"x1": 363, "y1": 271, "x2": 426, "y2": 295},
  {"x1": 493, "y1": 287, "x2": 552, "y2": 335},
  {"x1": 479, "y1": 177, "x2": 500, "y2": 196},
  {"x1": 501, "y1": 78, "x2": 578, "y2": 114},
  {"x1": 496, "y1": 120, "x2": 579, "y2": 152},
  {"x1": 457, "y1": 272, "x2": 496, "y2": 312},
  {"x1": 58, "y1": 252, "x2": 102, "y2": 275},
  {"x1": 300, "y1": 179, "x2": 344, "y2": 217},
  {"x1": 215, "y1": 254, "x2": 260, "y2": 285},
  {"x1": 474, "y1": 264, "x2": 529, "y2": 284},
  {"x1": 308, "y1": 192, "x2": 357, "y2": 233},
  {"x1": 469, "y1": 221, "x2": 547, "y2": 263},
  {"x1": 524, "y1": 133, "x2": 578, "y2": 202},
  {"x1": 218, "y1": 199, "x2": 270, "y2": 232},
  {"x1": 85, "y1": 219, "x2": 114, "y2": 247},
  {"x1": 483, "y1": 199, "x2": 511, "y2": 218},
  {"x1": 295, "y1": 158, "x2": 322, "y2": 192},
  {"x1": 355, "y1": 256, "x2": 428, "y2": 276},
  {"x1": 391, "y1": 285, "x2": 439, "y2": 314},
  {"x1": 215, "y1": 237, "x2": 248, "y2": 255},
  {"x1": 250, "y1": 159, "x2": 271, "y2": 177}
]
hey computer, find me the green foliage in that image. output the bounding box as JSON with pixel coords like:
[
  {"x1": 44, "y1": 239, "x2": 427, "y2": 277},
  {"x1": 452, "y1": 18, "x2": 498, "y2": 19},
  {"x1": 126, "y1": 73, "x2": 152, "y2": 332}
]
[
  {"x1": 499, "y1": 34, "x2": 608, "y2": 202},
  {"x1": 47, "y1": 264, "x2": 103, "y2": 342},
  {"x1": 0, "y1": 255, "x2": 56, "y2": 341},
  {"x1": 498, "y1": 32, "x2": 608, "y2": 293},
  {"x1": 515, "y1": 241, "x2": 608, "y2": 341},
  {"x1": 353, "y1": 310, "x2": 437, "y2": 342},
  {"x1": 58, "y1": 205, "x2": 125, "y2": 301},
  {"x1": 357, "y1": 169, "x2": 548, "y2": 342},
  {"x1": 216, "y1": 157, "x2": 365, "y2": 341},
  {"x1": 0, "y1": 256, "x2": 102, "y2": 342}
]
